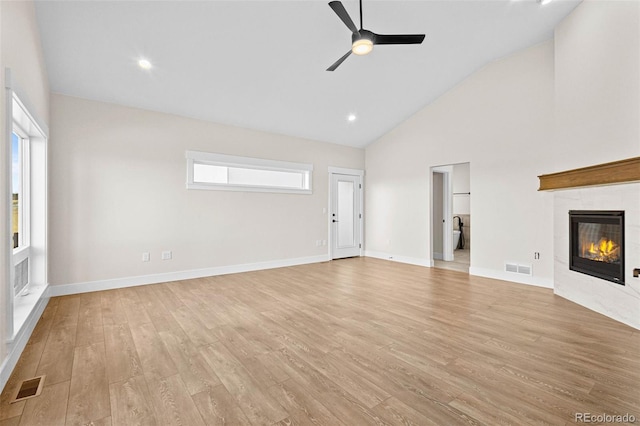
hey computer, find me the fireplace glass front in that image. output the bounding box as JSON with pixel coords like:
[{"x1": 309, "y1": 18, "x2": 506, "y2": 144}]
[{"x1": 569, "y1": 210, "x2": 624, "y2": 285}]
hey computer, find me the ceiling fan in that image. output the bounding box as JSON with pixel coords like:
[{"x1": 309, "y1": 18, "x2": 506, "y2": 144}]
[{"x1": 327, "y1": 0, "x2": 425, "y2": 71}]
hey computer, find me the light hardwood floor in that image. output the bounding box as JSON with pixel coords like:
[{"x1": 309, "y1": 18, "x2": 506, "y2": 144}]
[
  {"x1": 434, "y1": 249, "x2": 470, "y2": 273},
  {"x1": 1, "y1": 257, "x2": 638, "y2": 425}
]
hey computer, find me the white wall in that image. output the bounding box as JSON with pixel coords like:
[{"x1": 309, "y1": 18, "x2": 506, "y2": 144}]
[
  {"x1": 365, "y1": 40, "x2": 556, "y2": 284},
  {"x1": 553, "y1": 0, "x2": 640, "y2": 171},
  {"x1": 0, "y1": 0, "x2": 50, "y2": 388},
  {"x1": 49, "y1": 94, "x2": 364, "y2": 287},
  {"x1": 365, "y1": 0, "x2": 640, "y2": 289},
  {"x1": 551, "y1": 0, "x2": 640, "y2": 328}
]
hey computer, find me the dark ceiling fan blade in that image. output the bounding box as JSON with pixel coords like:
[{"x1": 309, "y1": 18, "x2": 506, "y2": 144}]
[
  {"x1": 327, "y1": 50, "x2": 352, "y2": 72},
  {"x1": 373, "y1": 33, "x2": 425, "y2": 45},
  {"x1": 329, "y1": 1, "x2": 359, "y2": 34}
]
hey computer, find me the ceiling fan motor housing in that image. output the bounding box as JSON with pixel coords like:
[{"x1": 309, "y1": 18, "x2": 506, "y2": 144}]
[{"x1": 353, "y1": 29, "x2": 375, "y2": 44}]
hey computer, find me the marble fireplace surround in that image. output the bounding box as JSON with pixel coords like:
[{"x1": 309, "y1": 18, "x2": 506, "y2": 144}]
[{"x1": 539, "y1": 158, "x2": 640, "y2": 330}]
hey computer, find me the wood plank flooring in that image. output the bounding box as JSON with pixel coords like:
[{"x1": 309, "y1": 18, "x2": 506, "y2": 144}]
[{"x1": 1, "y1": 257, "x2": 638, "y2": 425}]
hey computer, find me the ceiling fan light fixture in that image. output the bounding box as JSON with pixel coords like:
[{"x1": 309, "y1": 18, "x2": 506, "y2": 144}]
[
  {"x1": 138, "y1": 58, "x2": 153, "y2": 70},
  {"x1": 352, "y1": 38, "x2": 373, "y2": 55}
]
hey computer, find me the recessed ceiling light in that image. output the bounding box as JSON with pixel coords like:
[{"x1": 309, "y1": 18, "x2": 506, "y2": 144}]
[
  {"x1": 347, "y1": 114, "x2": 357, "y2": 122},
  {"x1": 539, "y1": 0, "x2": 552, "y2": 5},
  {"x1": 138, "y1": 58, "x2": 153, "y2": 70}
]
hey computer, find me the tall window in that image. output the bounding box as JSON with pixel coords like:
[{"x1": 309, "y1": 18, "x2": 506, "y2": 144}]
[
  {"x1": 11, "y1": 127, "x2": 30, "y2": 296},
  {"x1": 12, "y1": 131, "x2": 27, "y2": 249},
  {"x1": 5, "y1": 74, "x2": 48, "y2": 337}
]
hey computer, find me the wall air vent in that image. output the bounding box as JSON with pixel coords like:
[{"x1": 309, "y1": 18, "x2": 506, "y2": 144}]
[
  {"x1": 517, "y1": 265, "x2": 532, "y2": 275},
  {"x1": 505, "y1": 262, "x2": 532, "y2": 276}
]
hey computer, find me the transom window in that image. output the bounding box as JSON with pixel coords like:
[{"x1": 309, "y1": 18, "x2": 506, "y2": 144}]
[{"x1": 186, "y1": 151, "x2": 313, "y2": 194}]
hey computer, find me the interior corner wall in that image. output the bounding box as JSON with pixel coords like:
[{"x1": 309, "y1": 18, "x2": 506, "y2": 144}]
[
  {"x1": 365, "y1": 40, "x2": 556, "y2": 285},
  {"x1": 552, "y1": 0, "x2": 640, "y2": 325},
  {"x1": 48, "y1": 94, "x2": 364, "y2": 287},
  {"x1": 1, "y1": 1, "x2": 49, "y2": 125},
  {"x1": 0, "y1": 0, "x2": 50, "y2": 387},
  {"x1": 365, "y1": 0, "x2": 640, "y2": 290},
  {"x1": 553, "y1": 0, "x2": 640, "y2": 168}
]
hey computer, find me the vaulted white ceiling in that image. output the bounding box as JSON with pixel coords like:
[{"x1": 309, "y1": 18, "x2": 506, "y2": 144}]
[{"x1": 35, "y1": 0, "x2": 580, "y2": 148}]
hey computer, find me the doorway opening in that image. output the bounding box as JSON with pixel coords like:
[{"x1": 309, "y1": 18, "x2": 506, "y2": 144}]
[{"x1": 431, "y1": 163, "x2": 470, "y2": 273}]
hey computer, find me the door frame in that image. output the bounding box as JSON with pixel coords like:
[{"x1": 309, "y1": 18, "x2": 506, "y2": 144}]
[
  {"x1": 431, "y1": 165, "x2": 454, "y2": 264},
  {"x1": 328, "y1": 167, "x2": 364, "y2": 260}
]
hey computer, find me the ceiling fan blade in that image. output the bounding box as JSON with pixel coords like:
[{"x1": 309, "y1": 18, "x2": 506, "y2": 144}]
[
  {"x1": 373, "y1": 33, "x2": 425, "y2": 45},
  {"x1": 329, "y1": 1, "x2": 359, "y2": 34},
  {"x1": 327, "y1": 50, "x2": 352, "y2": 72}
]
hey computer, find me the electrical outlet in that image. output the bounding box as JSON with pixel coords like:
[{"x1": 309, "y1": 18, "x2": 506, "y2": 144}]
[
  {"x1": 534, "y1": 252, "x2": 540, "y2": 260},
  {"x1": 142, "y1": 252, "x2": 150, "y2": 262},
  {"x1": 161, "y1": 250, "x2": 172, "y2": 260}
]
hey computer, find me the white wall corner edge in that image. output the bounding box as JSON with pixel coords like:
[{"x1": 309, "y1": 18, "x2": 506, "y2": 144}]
[
  {"x1": 0, "y1": 294, "x2": 49, "y2": 393},
  {"x1": 469, "y1": 267, "x2": 553, "y2": 289},
  {"x1": 364, "y1": 251, "x2": 432, "y2": 268},
  {"x1": 553, "y1": 286, "x2": 640, "y2": 331},
  {"x1": 47, "y1": 254, "x2": 330, "y2": 297}
]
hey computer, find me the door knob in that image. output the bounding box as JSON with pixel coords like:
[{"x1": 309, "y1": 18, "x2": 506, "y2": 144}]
[{"x1": 332, "y1": 219, "x2": 339, "y2": 223}]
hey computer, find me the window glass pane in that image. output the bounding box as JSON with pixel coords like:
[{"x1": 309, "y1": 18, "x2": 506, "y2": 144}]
[
  {"x1": 11, "y1": 132, "x2": 20, "y2": 249},
  {"x1": 228, "y1": 167, "x2": 303, "y2": 189},
  {"x1": 337, "y1": 180, "x2": 355, "y2": 247},
  {"x1": 187, "y1": 151, "x2": 312, "y2": 193},
  {"x1": 194, "y1": 163, "x2": 228, "y2": 184}
]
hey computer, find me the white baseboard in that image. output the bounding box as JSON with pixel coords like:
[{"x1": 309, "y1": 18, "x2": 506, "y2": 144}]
[
  {"x1": 364, "y1": 250, "x2": 431, "y2": 268},
  {"x1": 1, "y1": 295, "x2": 49, "y2": 393},
  {"x1": 48, "y1": 254, "x2": 330, "y2": 297},
  {"x1": 469, "y1": 267, "x2": 553, "y2": 289}
]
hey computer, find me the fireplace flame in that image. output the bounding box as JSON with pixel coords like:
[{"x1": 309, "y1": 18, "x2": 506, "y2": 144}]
[{"x1": 582, "y1": 238, "x2": 619, "y2": 263}]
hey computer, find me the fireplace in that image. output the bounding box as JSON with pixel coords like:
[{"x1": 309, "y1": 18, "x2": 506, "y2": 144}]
[{"x1": 569, "y1": 210, "x2": 625, "y2": 285}]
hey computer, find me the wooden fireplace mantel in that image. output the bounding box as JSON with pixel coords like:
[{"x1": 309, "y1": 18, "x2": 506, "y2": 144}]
[{"x1": 538, "y1": 157, "x2": 640, "y2": 191}]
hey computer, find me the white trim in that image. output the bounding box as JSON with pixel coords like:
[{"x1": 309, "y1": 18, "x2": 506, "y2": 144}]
[
  {"x1": 365, "y1": 251, "x2": 432, "y2": 268},
  {"x1": 48, "y1": 254, "x2": 329, "y2": 297},
  {"x1": 469, "y1": 267, "x2": 553, "y2": 289},
  {"x1": 364, "y1": 253, "x2": 553, "y2": 288},
  {"x1": 327, "y1": 166, "x2": 364, "y2": 177},
  {"x1": 186, "y1": 151, "x2": 313, "y2": 172},
  {"x1": 7, "y1": 83, "x2": 49, "y2": 138},
  {"x1": 186, "y1": 182, "x2": 312, "y2": 195},
  {"x1": 431, "y1": 166, "x2": 454, "y2": 262},
  {"x1": 0, "y1": 294, "x2": 49, "y2": 392},
  {"x1": 4, "y1": 68, "x2": 15, "y2": 341},
  {"x1": 328, "y1": 168, "x2": 364, "y2": 260},
  {"x1": 10, "y1": 283, "x2": 48, "y2": 342}
]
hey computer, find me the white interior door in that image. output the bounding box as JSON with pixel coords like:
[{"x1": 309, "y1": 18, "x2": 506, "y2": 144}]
[{"x1": 330, "y1": 173, "x2": 362, "y2": 259}]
